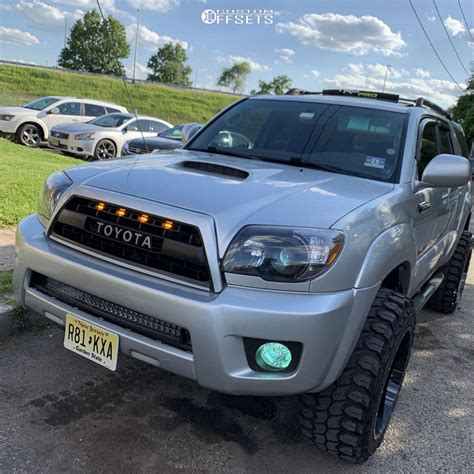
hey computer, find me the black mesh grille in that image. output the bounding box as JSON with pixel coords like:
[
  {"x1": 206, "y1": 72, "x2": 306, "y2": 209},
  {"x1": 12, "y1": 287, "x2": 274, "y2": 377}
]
[
  {"x1": 50, "y1": 131, "x2": 69, "y2": 139},
  {"x1": 31, "y1": 273, "x2": 192, "y2": 351},
  {"x1": 51, "y1": 197, "x2": 211, "y2": 288},
  {"x1": 128, "y1": 145, "x2": 147, "y2": 154}
]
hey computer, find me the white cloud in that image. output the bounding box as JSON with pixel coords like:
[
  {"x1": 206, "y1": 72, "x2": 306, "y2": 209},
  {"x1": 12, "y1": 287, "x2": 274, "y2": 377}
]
[
  {"x1": 9, "y1": 58, "x2": 38, "y2": 64},
  {"x1": 126, "y1": 24, "x2": 188, "y2": 50},
  {"x1": 276, "y1": 13, "x2": 406, "y2": 56},
  {"x1": 127, "y1": 0, "x2": 179, "y2": 12},
  {"x1": 311, "y1": 69, "x2": 320, "y2": 77},
  {"x1": 124, "y1": 62, "x2": 150, "y2": 80},
  {"x1": 416, "y1": 68, "x2": 430, "y2": 78},
  {"x1": 323, "y1": 64, "x2": 462, "y2": 108},
  {"x1": 0, "y1": 26, "x2": 39, "y2": 46},
  {"x1": 1, "y1": 1, "x2": 83, "y2": 32},
  {"x1": 50, "y1": 0, "x2": 119, "y2": 14},
  {"x1": 274, "y1": 47, "x2": 295, "y2": 63},
  {"x1": 218, "y1": 55, "x2": 271, "y2": 72},
  {"x1": 349, "y1": 63, "x2": 408, "y2": 79},
  {"x1": 444, "y1": 15, "x2": 465, "y2": 37}
]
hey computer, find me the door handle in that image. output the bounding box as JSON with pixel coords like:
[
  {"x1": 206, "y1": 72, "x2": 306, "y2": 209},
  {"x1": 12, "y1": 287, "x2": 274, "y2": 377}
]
[{"x1": 418, "y1": 201, "x2": 431, "y2": 213}]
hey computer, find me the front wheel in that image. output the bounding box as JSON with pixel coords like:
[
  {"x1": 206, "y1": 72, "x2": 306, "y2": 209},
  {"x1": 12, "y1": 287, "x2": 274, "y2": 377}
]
[
  {"x1": 299, "y1": 288, "x2": 415, "y2": 463},
  {"x1": 94, "y1": 139, "x2": 117, "y2": 160},
  {"x1": 17, "y1": 123, "x2": 42, "y2": 147}
]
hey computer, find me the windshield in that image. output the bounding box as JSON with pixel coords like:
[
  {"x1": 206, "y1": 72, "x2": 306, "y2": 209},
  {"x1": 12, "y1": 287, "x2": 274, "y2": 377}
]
[
  {"x1": 188, "y1": 98, "x2": 406, "y2": 182},
  {"x1": 23, "y1": 97, "x2": 60, "y2": 111},
  {"x1": 159, "y1": 124, "x2": 185, "y2": 141},
  {"x1": 90, "y1": 114, "x2": 130, "y2": 128}
]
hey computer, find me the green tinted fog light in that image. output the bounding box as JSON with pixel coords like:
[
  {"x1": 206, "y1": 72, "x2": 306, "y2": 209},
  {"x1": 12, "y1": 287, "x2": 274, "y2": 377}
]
[{"x1": 255, "y1": 342, "x2": 292, "y2": 371}]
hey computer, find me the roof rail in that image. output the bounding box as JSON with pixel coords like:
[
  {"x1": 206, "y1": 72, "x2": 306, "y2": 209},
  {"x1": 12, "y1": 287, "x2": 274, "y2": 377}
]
[
  {"x1": 285, "y1": 88, "x2": 452, "y2": 119},
  {"x1": 414, "y1": 97, "x2": 451, "y2": 119}
]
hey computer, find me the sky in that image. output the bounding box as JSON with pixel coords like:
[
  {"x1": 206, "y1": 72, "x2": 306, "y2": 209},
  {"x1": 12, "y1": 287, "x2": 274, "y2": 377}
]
[{"x1": 0, "y1": 0, "x2": 472, "y2": 108}]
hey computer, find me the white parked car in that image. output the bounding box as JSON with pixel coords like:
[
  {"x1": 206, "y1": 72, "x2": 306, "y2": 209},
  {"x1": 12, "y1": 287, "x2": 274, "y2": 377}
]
[
  {"x1": 48, "y1": 113, "x2": 172, "y2": 160},
  {"x1": 0, "y1": 96, "x2": 127, "y2": 147}
]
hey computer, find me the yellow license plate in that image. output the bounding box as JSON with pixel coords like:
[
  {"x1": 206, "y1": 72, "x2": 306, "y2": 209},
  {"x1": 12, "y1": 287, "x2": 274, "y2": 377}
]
[
  {"x1": 64, "y1": 314, "x2": 119, "y2": 371},
  {"x1": 50, "y1": 138, "x2": 59, "y2": 146}
]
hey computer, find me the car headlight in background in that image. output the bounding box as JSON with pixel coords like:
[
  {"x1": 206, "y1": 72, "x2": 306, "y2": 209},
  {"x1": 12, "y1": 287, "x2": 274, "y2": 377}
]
[
  {"x1": 223, "y1": 226, "x2": 344, "y2": 282},
  {"x1": 37, "y1": 171, "x2": 72, "y2": 225},
  {"x1": 74, "y1": 132, "x2": 95, "y2": 140},
  {"x1": 0, "y1": 114, "x2": 15, "y2": 121}
]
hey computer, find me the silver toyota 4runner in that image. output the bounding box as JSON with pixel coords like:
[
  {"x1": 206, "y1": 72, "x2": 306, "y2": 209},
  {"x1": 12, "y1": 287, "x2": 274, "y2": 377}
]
[{"x1": 13, "y1": 89, "x2": 472, "y2": 463}]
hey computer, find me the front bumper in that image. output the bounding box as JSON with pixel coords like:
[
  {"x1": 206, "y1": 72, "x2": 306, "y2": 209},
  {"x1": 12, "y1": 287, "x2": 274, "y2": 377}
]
[
  {"x1": 0, "y1": 118, "x2": 21, "y2": 134},
  {"x1": 14, "y1": 214, "x2": 379, "y2": 395},
  {"x1": 48, "y1": 136, "x2": 96, "y2": 157}
]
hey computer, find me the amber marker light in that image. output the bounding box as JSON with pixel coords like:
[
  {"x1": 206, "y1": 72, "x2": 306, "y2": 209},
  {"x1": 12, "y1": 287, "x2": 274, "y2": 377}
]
[
  {"x1": 162, "y1": 220, "x2": 174, "y2": 230},
  {"x1": 95, "y1": 202, "x2": 106, "y2": 211},
  {"x1": 116, "y1": 208, "x2": 127, "y2": 217},
  {"x1": 138, "y1": 214, "x2": 149, "y2": 223}
]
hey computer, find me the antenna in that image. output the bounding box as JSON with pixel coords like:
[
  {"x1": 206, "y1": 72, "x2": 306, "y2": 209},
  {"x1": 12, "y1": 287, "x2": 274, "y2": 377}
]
[{"x1": 96, "y1": 0, "x2": 149, "y2": 152}]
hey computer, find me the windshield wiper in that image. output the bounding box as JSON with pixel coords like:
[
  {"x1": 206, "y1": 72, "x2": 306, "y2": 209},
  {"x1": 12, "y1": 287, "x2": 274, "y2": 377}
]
[
  {"x1": 191, "y1": 146, "x2": 262, "y2": 161},
  {"x1": 287, "y1": 158, "x2": 376, "y2": 180}
]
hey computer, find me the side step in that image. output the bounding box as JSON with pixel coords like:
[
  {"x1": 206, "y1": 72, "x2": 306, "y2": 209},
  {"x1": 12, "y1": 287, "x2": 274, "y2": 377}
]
[{"x1": 412, "y1": 272, "x2": 444, "y2": 314}]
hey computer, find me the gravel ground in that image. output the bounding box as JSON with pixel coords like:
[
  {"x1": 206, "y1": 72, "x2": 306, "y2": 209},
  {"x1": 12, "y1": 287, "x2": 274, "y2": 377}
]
[
  {"x1": 0, "y1": 232, "x2": 472, "y2": 472},
  {"x1": 0, "y1": 229, "x2": 16, "y2": 271}
]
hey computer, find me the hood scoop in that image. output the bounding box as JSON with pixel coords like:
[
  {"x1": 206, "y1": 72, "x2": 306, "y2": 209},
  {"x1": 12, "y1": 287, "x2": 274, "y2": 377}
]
[{"x1": 180, "y1": 160, "x2": 249, "y2": 180}]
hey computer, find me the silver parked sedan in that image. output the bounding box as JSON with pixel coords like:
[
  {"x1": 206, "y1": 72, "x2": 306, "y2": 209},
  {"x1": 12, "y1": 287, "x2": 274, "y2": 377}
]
[{"x1": 48, "y1": 113, "x2": 172, "y2": 160}]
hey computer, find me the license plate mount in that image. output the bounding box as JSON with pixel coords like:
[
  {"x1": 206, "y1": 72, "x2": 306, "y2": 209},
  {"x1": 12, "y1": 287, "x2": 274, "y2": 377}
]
[{"x1": 64, "y1": 314, "x2": 119, "y2": 371}]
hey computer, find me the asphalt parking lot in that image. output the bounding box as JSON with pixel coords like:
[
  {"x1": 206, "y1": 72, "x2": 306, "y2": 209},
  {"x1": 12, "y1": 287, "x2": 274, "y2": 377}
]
[{"x1": 1, "y1": 238, "x2": 473, "y2": 473}]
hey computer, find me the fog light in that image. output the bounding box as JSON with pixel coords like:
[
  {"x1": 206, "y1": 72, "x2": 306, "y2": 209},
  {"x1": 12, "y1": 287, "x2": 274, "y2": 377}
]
[{"x1": 256, "y1": 342, "x2": 292, "y2": 371}]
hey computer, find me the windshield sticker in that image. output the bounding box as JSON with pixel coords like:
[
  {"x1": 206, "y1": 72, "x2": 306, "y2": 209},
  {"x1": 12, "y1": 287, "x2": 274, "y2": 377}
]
[{"x1": 364, "y1": 156, "x2": 386, "y2": 169}]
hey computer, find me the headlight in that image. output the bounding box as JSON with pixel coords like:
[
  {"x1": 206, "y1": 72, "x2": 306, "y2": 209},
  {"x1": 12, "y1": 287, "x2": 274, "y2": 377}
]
[
  {"x1": 223, "y1": 226, "x2": 344, "y2": 282},
  {"x1": 0, "y1": 114, "x2": 15, "y2": 121},
  {"x1": 37, "y1": 171, "x2": 72, "y2": 224},
  {"x1": 74, "y1": 132, "x2": 95, "y2": 140}
]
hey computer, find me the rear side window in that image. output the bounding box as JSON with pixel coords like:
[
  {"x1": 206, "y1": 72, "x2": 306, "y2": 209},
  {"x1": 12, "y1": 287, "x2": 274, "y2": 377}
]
[
  {"x1": 454, "y1": 127, "x2": 469, "y2": 158},
  {"x1": 106, "y1": 107, "x2": 121, "y2": 114},
  {"x1": 149, "y1": 121, "x2": 169, "y2": 133},
  {"x1": 85, "y1": 104, "x2": 106, "y2": 117},
  {"x1": 418, "y1": 122, "x2": 438, "y2": 177},
  {"x1": 439, "y1": 127, "x2": 453, "y2": 154}
]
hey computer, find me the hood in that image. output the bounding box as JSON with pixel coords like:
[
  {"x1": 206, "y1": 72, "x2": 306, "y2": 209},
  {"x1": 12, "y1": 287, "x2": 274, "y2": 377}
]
[
  {"x1": 71, "y1": 149, "x2": 393, "y2": 251},
  {"x1": 0, "y1": 106, "x2": 39, "y2": 116},
  {"x1": 52, "y1": 122, "x2": 113, "y2": 133},
  {"x1": 129, "y1": 136, "x2": 182, "y2": 151}
]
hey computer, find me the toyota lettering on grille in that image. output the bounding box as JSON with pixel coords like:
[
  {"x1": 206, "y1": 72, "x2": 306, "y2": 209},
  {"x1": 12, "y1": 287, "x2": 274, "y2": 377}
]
[{"x1": 95, "y1": 221, "x2": 153, "y2": 249}]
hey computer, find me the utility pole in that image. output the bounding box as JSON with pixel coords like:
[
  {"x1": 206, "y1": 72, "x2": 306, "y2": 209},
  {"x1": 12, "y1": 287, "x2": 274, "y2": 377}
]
[
  {"x1": 382, "y1": 65, "x2": 391, "y2": 92},
  {"x1": 132, "y1": 9, "x2": 140, "y2": 83},
  {"x1": 194, "y1": 68, "x2": 208, "y2": 88},
  {"x1": 64, "y1": 16, "x2": 68, "y2": 48}
]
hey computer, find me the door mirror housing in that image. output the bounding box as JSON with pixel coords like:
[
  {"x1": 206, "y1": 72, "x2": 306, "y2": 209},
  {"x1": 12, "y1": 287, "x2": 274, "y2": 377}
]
[
  {"x1": 421, "y1": 154, "x2": 471, "y2": 188},
  {"x1": 181, "y1": 123, "x2": 201, "y2": 143},
  {"x1": 48, "y1": 107, "x2": 60, "y2": 115}
]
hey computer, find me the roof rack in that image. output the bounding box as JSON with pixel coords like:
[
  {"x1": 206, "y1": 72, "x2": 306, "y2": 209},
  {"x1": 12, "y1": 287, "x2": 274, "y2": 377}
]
[{"x1": 284, "y1": 88, "x2": 451, "y2": 119}]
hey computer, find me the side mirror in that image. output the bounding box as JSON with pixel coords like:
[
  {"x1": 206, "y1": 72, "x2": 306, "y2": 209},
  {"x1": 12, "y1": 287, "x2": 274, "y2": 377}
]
[
  {"x1": 181, "y1": 124, "x2": 201, "y2": 142},
  {"x1": 421, "y1": 154, "x2": 471, "y2": 188},
  {"x1": 48, "y1": 107, "x2": 60, "y2": 115}
]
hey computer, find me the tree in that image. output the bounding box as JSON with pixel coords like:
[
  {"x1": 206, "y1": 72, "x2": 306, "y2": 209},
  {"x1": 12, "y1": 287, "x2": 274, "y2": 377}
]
[
  {"x1": 250, "y1": 75, "x2": 292, "y2": 95},
  {"x1": 451, "y1": 75, "x2": 474, "y2": 151},
  {"x1": 217, "y1": 62, "x2": 251, "y2": 94},
  {"x1": 58, "y1": 9, "x2": 130, "y2": 76},
  {"x1": 147, "y1": 42, "x2": 192, "y2": 86}
]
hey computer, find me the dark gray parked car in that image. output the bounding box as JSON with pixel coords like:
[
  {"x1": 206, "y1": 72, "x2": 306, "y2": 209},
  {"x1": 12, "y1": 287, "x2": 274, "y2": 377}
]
[
  {"x1": 14, "y1": 89, "x2": 472, "y2": 463},
  {"x1": 123, "y1": 123, "x2": 201, "y2": 155}
]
